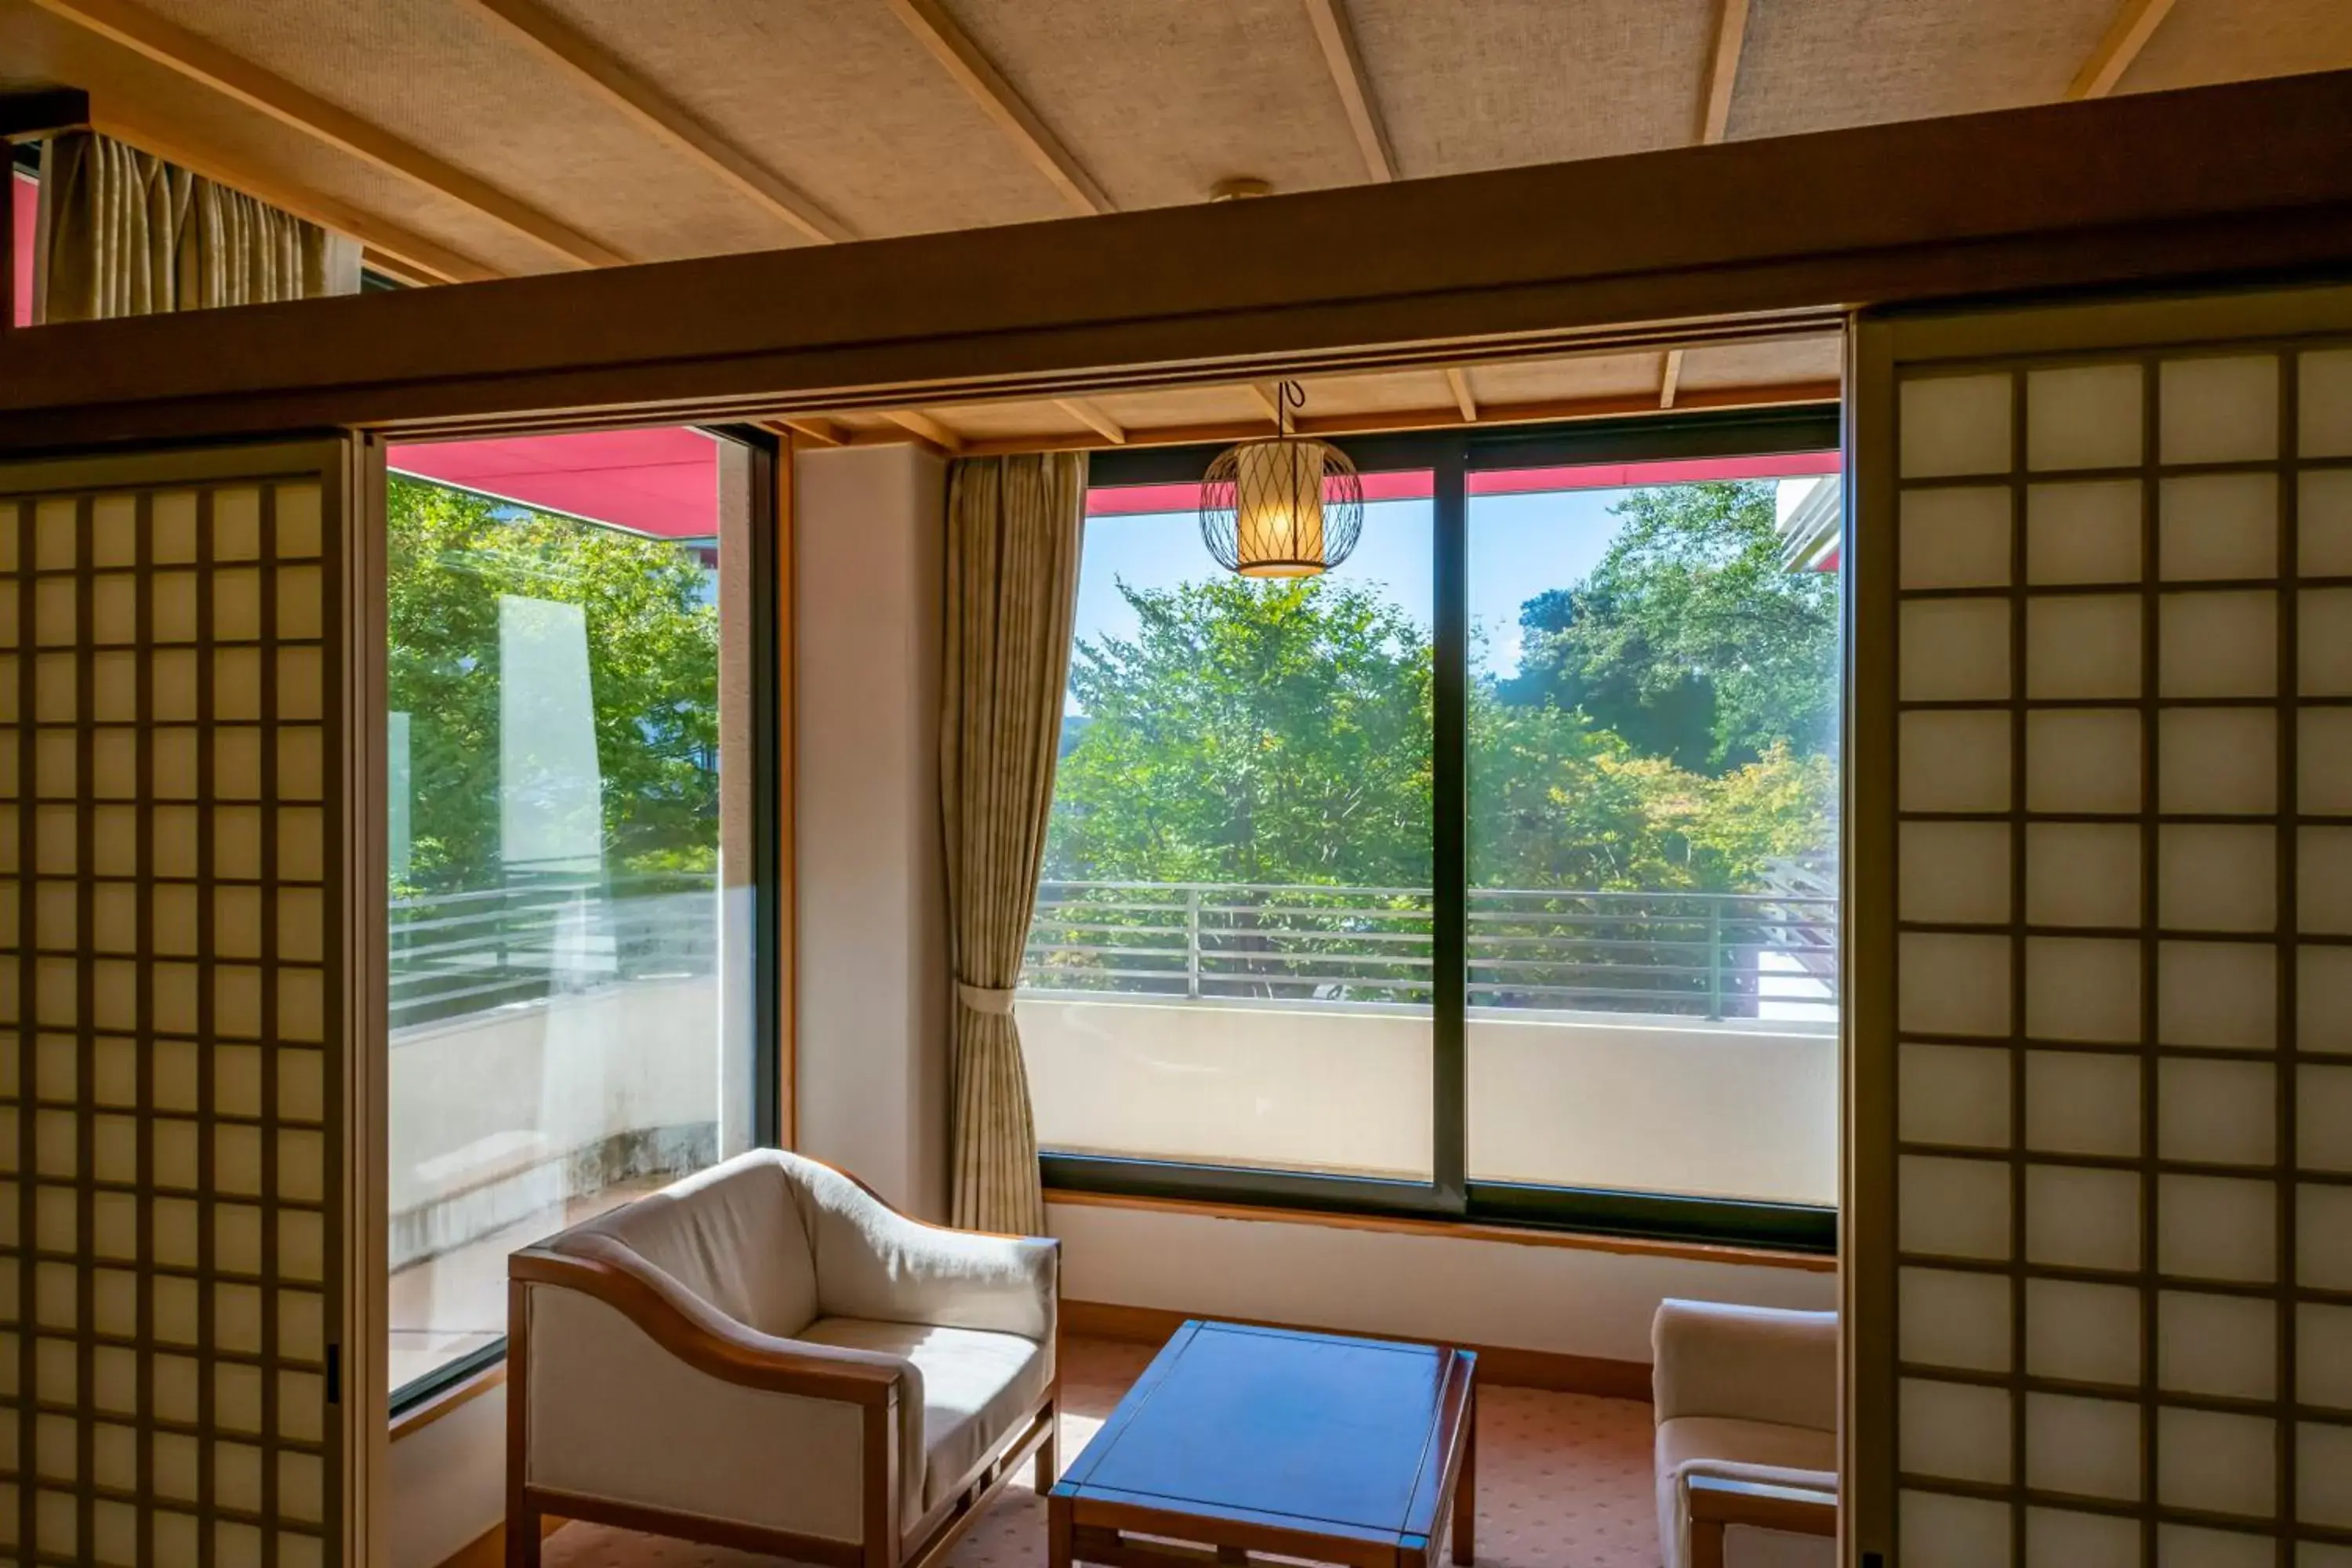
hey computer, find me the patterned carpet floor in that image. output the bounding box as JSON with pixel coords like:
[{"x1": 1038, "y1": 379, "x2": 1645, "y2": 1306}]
[{"x1": 542, "y1": 1335, "x2": 1664, "y2": 1568}]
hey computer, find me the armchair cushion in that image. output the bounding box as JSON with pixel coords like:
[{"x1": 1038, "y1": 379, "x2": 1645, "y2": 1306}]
[
  {"x1": 799, "y1": 1316, "x2": 1053, "y2": 1519},
  {"x1": 1651, "y1": 1299, "x2": 1837, "y2": 1432},
  {"x1": 793, "y1": 1156, "x2": 1058, "y2": 1340},
  {"x1": 578, "y1": 1154, "x2": 818, "y2": 1338}
]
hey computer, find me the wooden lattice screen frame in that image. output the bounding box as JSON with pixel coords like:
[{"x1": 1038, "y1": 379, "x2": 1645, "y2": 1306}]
[
  {"x1": 1850, "y1": 285, "x2": 2352, "y2": 1568},
  {"x1": 0, "y1": 438, "x2": 382, "y2": 1568}
]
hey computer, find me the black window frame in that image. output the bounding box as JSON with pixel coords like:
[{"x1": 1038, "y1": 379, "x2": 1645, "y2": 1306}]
[
  {"x1": 1042, "y1": 404, "x2": 1845, "y2": 1254},
  {"x1": 386, "y1": 422, "x2": 786, "y2": 1416}
]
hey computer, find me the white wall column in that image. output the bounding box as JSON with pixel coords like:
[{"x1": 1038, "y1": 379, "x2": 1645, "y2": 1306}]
[{"x1": 792, "y1": 443, "x2": 953, "y2": 1218}]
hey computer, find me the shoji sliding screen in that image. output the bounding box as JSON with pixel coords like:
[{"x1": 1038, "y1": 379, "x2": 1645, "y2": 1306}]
[
  {"x1": 1851, "y1": 286, "x2": 2352, "y2": 1567},
  {"x1": 0, "y1": 441, "x2": 380, "y2": 1566}
]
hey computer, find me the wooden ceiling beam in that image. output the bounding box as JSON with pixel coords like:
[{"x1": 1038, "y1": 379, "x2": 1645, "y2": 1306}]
[
  {"x1": 1301, "y1": 0, "x2": 1396, "y2": 183},
  {"x1": 880, "y1": 0, "x2": 1109, "y2": 217},
  {"x1": 1697, "y1": 0, "x2": 1752, "y2": 144},
  {"x1": 2067, "y1": 0, "x2": 2178, "y2": 100},
  {"x1": 931, "y1": 379, "x2": 1842, "y2": 457},
  {"x1": 881, "y1": 408, "x2": 967, "y2": 453},
  {"x1": 457, "y1": 0, "x2": 853, "y2": 245},
  {"x1": 1675, "y1": 0, "x2": 1748, "y2": 408},
  {"x1": 770, "y1": 416, "x2": 844, "y2": 447},
  {"x1": 1444, "y1": 367, "x2": 1478, "y2": 422},
  {"x1": 1056, "y1": 397, "x2": 1126, "y2": 444},
  {"x1": 94, "y1": 109, "x2": 499, "y2": 284},
  {"x1": 27, "y1": 0, "x2": 626, "y2": 269}
]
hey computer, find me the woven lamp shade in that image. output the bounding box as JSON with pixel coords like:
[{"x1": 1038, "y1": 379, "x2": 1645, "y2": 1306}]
[{"x1": 1200, "y1": 435, "x2": 1363, "y2": 577}]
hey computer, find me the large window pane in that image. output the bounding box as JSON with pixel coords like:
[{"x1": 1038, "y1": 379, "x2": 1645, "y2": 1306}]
[
  {"x1": 385, "y1": 430, "x2": 757, "y2": 1397},
  {"x1": 1466, "y1": 457, "x2": 1842, "y2": 1204},
  {"x1": 1022, "y1": 477, "x2": 1435, "y2": 1178}
]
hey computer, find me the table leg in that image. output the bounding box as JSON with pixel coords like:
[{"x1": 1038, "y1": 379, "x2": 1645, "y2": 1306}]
[
  {"x1": 1050, "y1": 1495, "x2": 1075, "y2": 1568},
  {"x1": 1452, "y1": 1385, "x2": 1477, "y2": 1566}
]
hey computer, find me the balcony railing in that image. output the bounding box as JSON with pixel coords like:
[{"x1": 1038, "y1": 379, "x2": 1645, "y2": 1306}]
[
  {"x1": 1022, "y1": 880, "x2": 1837, "y2": 1021},
  {"x1": 389, "y1": 870, "x2": 718, "y2": 1032}
]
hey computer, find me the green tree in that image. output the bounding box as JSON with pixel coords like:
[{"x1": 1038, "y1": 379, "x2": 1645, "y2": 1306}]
[
  {"x1": 1045, "y1": 575, "x2": 1432, "y2": 887},
  {"x1": 386, "y1": 476, "x2": 720, "y2": 893},
  {"x1": 1046, "y1": 487, "x2": 1839, "y2": 900},
  {"x1": 1504, "y1": 481, "x2": 1838, "y2": 771}
]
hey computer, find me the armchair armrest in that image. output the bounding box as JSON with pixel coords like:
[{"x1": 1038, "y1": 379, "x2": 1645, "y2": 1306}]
[
  {"x1": 793, "y1": 1156, "x2": 1059, "y2": 1341},
  {"x1": 512, "y1": 1236, "x2": 927, "y2": 1539},
  {"x1": 1683, "y1": 1473, "x2": 1837, "y2": 1568},
  {"x1": 1652, "y1": 1299, "x2": 1836, "y2": 1431},
  {"x1": 516, "y1": 1235, "x2": 910, "y2": 1401},
  {"x1": 1687, "y1": 1473, "x2": 1838, "y2": 1534}
]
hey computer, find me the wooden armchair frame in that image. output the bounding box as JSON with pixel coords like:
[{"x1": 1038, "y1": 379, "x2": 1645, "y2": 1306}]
[{"x1": 505, "y1": 1167, "x2": 1061, "y2": 1568}]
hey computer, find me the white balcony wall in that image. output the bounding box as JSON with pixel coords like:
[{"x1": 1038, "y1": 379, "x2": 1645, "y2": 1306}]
[
  {"x1": 1469, "y1": 1012, "x2": 1838, "y2": 1204},
  {"x1": 1020, "y1": 996, "x2": 1837, "y2": 1206},
  {"x1": 387, "y1": 975, "x2": 720, "y2": 1216},
  {"x1": 1021, "y1": 996, "x2": 1432, "y2": 1178}
]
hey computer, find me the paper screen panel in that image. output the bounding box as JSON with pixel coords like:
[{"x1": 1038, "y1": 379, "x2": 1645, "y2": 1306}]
[
  {"x1": 1882, "y1": 322, "x2": 2352, "y2": 1564},
  {"x1": 0, "y1": 459, "x2": 344, "y2": 1567}
]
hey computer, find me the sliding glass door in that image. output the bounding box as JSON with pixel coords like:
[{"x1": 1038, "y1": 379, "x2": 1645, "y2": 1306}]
[
  {"x1": 1465, "y1": 453, "x2": 1843, "y2": 1209},
  {"x1": 1027, "y1": 407, "x2": 1843, "y2": 1247},
  {"x1": 381, "y1": 427, "x2": 775, "y2": 1406}
]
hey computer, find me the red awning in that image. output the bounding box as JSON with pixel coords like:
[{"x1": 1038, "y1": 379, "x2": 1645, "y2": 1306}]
[
  {"x1": 387, "y1": 428, "x2": 720, "y2": 539},
  {"x1": 12, "y1": 172, "x2": 34, "y2": 329},
  {"x1": 1086, "y1": 448, "x2": 1840, "y2": 517}
]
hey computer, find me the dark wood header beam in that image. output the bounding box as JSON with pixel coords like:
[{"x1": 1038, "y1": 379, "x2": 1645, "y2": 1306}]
[
  {"x1": 4, "y1": 69, "x2": 2352, "y2": 449},
  {"x1": 0, "y1": 86, "x2": 91, "y2": 141}
]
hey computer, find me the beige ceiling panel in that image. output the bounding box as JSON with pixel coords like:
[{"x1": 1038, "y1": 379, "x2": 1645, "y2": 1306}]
[
  {"x1": 1094, "y1": 383, "x2": 1277, "y2": 433},
  {"x1": 1290, "y1": 368, "x2": 1454, "y2": 416},
  {"x1": 1672, "y1": 336, "x2": 1842, "y2": 390},
  {"x1": 1731, "y1": 0, "x2": 2114, "y2": 140},
  {"x1": 1468, "y1": 353, "x2": 1670, "y2": 406},
  {"x1": 124, "y1": 0, "x2": 792, "y2": 262},
  {"x1": 533, "y1": 0, "x2": 1069, "y2": 238},
  {"x1": 2119, "y1": 0, "x2": 2352, "y2": 93},
  {"x1": 935, "y1": 0, "x2": 1365, "y2": 208},
  {"x1": 923, "y1": 399, "x2": 1094, "y2": 441},
  {"x1": 825, "y1": 411, "x2": 907, "y2": 435},
  {"x1": 0, "y1": 0, "x2": 553, "y2": 277},
  {"x1": 1348, "y1": 0, "x2": 1718, "y2": 175}
]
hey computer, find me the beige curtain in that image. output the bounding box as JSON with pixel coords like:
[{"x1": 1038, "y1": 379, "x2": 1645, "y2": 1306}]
[
  {"x1": 36, "y1": 132, "x2": 359, "y2": 324},
  {"x1": 942, "y1": 452, "x2": 1087, "y2": 1236}
]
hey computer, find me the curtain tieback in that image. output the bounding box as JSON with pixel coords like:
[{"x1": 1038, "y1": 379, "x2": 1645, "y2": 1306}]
[{"x1": 957, "y1": 981, "x2": 1017, "y2": 1016}]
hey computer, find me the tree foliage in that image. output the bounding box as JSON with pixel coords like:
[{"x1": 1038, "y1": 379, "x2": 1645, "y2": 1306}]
[
  {"x1": 1503, "y1": 481, "x2": 1838, "y2": 771},
  {"x1": 387, "y1": 477, "x2": 720, "y2": 893},
  {"x1": 1047, "y1": 481, "x2": 1839, "y2": 895},
  {"x1": 1047, "y1": 575, "x2": 1432, "y2": 887}
]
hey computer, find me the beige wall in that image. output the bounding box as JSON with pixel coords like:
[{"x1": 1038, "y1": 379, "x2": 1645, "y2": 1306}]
[
  {"x1": 791, "y1": 442, "x2": 953, "y2": 1219},
  {"x1": 1049, "y1": 1200, "x2": 1835, "y2": 1365},
  {"x1": 389, "y1": 1390, "x2": 506, "y2": 1568}
]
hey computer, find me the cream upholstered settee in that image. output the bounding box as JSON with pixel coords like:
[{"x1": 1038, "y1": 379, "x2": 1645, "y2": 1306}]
[
  {"x1": 1653, "y1": 1299, "x2": 1838, "y2": 1568},
  {"x1": 506, "y1": 1149, "x2": 1059, "y2": 1568}
]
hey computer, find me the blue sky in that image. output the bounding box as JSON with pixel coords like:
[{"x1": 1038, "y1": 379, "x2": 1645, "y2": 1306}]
[{"x1": 1073, "y1": 486, "x2": 1635, "y2": 681}]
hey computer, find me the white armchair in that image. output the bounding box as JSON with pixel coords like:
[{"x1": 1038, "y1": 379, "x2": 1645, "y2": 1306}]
[
  {"x1": 1653, "y1": 1299, "x2": 1838, "y2": 1568},
  {"x1": 506, "y1": 1149, "x2": 1059, "y2": 1568}
]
